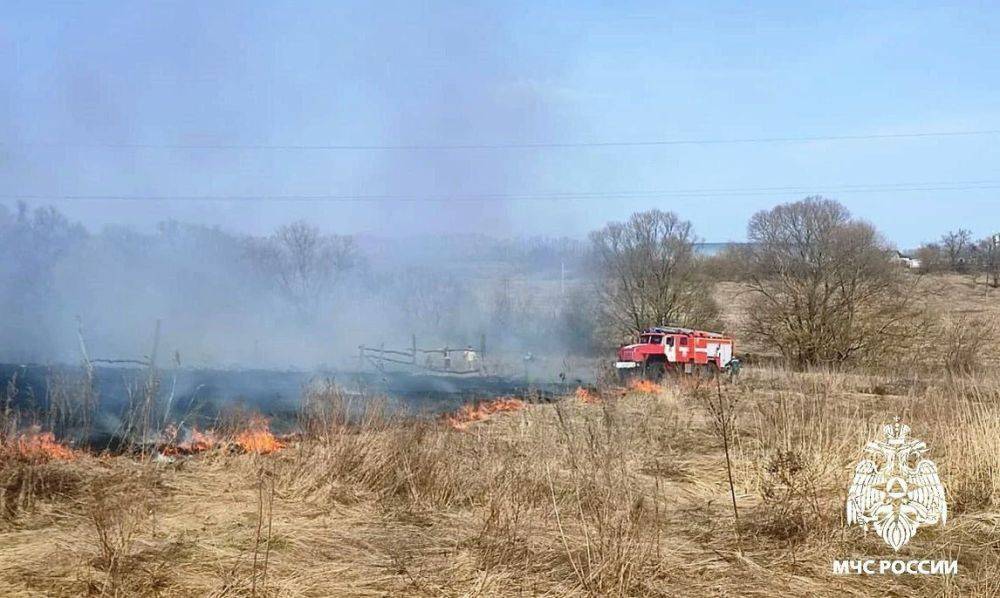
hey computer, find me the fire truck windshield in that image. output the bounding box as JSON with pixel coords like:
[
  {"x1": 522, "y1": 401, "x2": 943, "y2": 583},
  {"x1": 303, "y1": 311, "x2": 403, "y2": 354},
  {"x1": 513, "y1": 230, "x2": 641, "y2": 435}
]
[{"x1": 640, "y1": 335, "x2": 663, "y2": 344}]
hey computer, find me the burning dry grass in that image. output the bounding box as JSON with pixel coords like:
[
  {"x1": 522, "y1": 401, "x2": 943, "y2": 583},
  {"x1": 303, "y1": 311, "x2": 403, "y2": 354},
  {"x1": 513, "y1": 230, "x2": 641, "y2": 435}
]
[
  {"x1": 442, "y1": 397, "x2": 525, "y2": 431},
  {"x1": 1, "y1": 369, "x2": 1000, "y2": 596},
  {"x1": 160, "y1": 424, "x2": 219, "y2": 456},
  {"x1": 1, "y1": 427, "x2": 77, "y2": 462},
  {"x1": 157, "y1": 416, "x2": 288, "y2": 458},
  {"x1": 0, "y1": 428, "x2": 84, "y2": 523},
  {"x1": 234, "y1": 415, "x2": 286, "y2": 454},
  {"x1": 575, "y1": 385, "x2": 598, "y2": 403},
  {"x1": 628, "y1": 378, "x2": 662, "y2": 394}
]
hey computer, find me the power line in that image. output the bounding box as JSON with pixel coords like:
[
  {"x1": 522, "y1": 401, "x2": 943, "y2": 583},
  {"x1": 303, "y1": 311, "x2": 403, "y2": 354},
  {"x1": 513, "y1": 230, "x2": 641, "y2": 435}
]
[
  {"x1": 5, "y1": 129, "x2": 1000, "y2": 151},
  {"x1": 2, "y1": 180, "x2": 999, "y2": 203}
]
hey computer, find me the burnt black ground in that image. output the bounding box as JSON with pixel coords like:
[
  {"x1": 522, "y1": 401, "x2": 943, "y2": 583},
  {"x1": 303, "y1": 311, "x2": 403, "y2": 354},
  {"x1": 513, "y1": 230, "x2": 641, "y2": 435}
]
[{"x1": 0, "y1": 363, "x2": 577, "y2": 447}]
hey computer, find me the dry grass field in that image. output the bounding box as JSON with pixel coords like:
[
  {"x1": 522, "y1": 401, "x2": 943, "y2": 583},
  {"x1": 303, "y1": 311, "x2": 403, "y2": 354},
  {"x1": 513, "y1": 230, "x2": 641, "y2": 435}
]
[
  {"x1": 714, "y1": 272, "x2": 1000, "y2": 361},
  {"x1": 1, "y1": 274, "x2": 999, "y2": 597}
]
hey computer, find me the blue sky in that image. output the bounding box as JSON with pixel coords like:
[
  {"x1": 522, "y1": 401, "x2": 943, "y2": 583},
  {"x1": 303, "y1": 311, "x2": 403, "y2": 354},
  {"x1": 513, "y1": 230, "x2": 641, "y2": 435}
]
[{"x1": 0, "y1": 1, "x2": 998, "y2": 247}]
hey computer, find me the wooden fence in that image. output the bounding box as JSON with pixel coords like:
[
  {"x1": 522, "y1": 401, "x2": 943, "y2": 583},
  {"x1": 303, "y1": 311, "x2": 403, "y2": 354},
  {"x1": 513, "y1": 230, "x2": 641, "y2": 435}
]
[{"x1": 359, "y1": 334, "x2": 486, "y2": 375}]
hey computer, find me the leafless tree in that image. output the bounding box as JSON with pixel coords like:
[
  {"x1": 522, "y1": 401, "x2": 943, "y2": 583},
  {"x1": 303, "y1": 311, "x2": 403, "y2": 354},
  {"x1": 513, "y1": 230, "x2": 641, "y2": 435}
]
[
  {"x1": 743, "y1": 197, "x2": 921, "y2": 368},
  {"x1": 914, "y1": 243, "x2": 945, "y2": 273},
  {"x1": 0, "y1": 202, "x2": 87, "y2": 361},
  {"x1": 941, "y1": 229, "x2": 973, "y2": 272},
  {"x1": 589, "y1": 209, "x2": 719, "y2": 338},
  {"x1": 940, "y1": 314, "x2": 998, "y2": 374},
  {"x1": 394, "y1": 268, "x2": 468, "y2": 330},
  {"x1": 978, "y1": 234, "x2": 1000, "y2": 288},
  {"x1": 700, "y1": 243, "x2": 750, "y2": 281},
  {"x1": 246, "y1": 221, "x2": 357, "y2": 315}
]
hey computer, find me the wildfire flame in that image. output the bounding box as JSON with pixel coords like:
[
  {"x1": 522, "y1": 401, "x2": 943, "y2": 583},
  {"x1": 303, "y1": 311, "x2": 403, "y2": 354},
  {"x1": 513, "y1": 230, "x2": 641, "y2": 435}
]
[
  {"x1": 159, "y1": 417, "x2": 286, "y2": 456},
  {"x1": 187, "y1": 428, "x2": 218, "y2": 452},
  {"x1": 575, "y1": 386, "x2": 599, "y2": 403},
  {"x1": 444, "y1": 397, "x2": 525, "y2": 431},
  {"x1": 2, "y1": 428, "x2": 76, "y2": 461},
  {"x1": 629, "y1": 379, "x2": 662, "y2": 394},
  {"x1": 235, "y1": 416, "x2": 285, "y2": 454},
  {"x1": 161, "y1": 425, "x2": 220, "y2": 456}
]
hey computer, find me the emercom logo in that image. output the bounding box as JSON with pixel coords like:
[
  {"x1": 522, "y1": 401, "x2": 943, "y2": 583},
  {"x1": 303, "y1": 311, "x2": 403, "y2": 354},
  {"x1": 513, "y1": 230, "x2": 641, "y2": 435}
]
[
  {"x1": 846, "y1": 419, "x2": 947, "y2": 551},
  {"x1": 833, "y1": 559, "x2": 957, "y2": 576},
  {"x1": 832, "y1": 420, "x2": 956, "y2": 576}
]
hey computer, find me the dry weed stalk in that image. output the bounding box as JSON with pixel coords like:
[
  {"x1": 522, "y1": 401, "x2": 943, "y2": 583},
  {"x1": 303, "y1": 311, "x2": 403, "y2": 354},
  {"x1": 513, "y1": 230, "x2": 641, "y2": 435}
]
[
  {"x1": 250, "y1": 464, "x2": 276, "y2": 597},
  {"x1": 86, "y1": 470, "x2": 158, "y2": 594},
  {"x1": 690, "y1": 378, "x2": 743, "y2": 554}
]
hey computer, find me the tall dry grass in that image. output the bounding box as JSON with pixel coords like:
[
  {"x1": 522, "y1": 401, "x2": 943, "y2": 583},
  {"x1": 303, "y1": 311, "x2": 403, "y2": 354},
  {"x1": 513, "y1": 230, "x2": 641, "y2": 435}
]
[
  {"x1": 273, "y1": 384, "x2": 691, "y2": 595},
  {"x1": 1, "y1": 366, "x2": 999, "y2": 595},
  {"x1": 732, "y1": 365, "x2": 1000, "y2": 562}
]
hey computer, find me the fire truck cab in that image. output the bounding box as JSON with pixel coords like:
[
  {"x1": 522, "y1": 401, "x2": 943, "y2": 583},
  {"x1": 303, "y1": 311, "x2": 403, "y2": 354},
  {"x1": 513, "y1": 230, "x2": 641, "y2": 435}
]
[{"x1": 615, "y1": 326, "x2": 735, "y2": 380}]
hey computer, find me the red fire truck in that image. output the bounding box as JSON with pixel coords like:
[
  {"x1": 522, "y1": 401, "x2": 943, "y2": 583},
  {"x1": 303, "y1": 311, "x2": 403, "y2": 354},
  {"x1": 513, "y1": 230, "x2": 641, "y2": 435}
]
[{"x1": 614, "y1": 326, "x2": 737, "y2": 380}]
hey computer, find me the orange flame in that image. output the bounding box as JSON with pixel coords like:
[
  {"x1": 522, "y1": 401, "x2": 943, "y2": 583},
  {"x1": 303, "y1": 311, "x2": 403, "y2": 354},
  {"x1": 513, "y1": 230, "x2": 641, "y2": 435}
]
[
  {"x1": 234, "y1": 416, "x2": 285, "y2": 454},
  {"x1": 629, "y1": 379, "x2": 662, "y2": 394},
  {"x1": 161, "y1": 425, "x2": 220, "y2": 456},
  {"x1": 187, "y1": 428, "x2": 218, "y2": 452},
  {"x1": 444, "y1": 397, "x2": 525, "y2": 431},
  {"x1": 575, "y1": 386, "x2": 599, "y2": 403},
  {"x1": 2, "y1": 428, "x2": 76, "y2": 461},
  {"x1": 159, "y1": 418, "x2": 286, "y2": 456}
]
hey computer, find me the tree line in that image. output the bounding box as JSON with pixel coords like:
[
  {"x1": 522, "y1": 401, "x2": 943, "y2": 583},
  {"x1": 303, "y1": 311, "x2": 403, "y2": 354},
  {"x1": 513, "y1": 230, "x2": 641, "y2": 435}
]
[
  {"x1": 0, "y1": 202, "x2": 595, "y2": 364},
  {"x1": 589, "y1": 197, "x2": 992, "y2": 370},
  {"x1": 915, "y1": 229, "x2": 1000, "y2": 287},
  {"x1": 2, "y1": 198, "x2": 992, "y2": 370}
]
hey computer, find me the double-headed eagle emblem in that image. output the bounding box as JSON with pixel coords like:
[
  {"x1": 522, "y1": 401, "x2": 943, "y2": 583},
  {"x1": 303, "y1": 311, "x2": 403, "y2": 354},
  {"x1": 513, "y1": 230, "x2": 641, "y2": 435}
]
[{"x1": 846, "y1": 420, "x2": 947, "y2": 551}]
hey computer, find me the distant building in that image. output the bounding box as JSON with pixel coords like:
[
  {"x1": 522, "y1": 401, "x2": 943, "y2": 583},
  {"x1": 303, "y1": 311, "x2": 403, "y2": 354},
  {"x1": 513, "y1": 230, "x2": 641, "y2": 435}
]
[{"x1": 891, "y1": 250, "x2": 922, "y2": 270}]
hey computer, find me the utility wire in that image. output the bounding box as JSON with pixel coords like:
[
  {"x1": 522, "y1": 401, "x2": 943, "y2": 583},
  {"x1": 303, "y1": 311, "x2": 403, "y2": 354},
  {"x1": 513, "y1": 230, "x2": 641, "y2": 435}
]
[
  {"x1": 4, "y1": 129, "x2": 1000, "y2": 151},
  {"x1": 2, "y1": 180, "x2": 999, "y2": 203}
]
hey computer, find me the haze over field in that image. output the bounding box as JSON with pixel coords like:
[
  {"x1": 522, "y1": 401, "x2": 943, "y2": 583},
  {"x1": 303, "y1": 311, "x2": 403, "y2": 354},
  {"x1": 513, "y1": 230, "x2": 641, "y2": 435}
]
[
  {"x1": 4, "y1": 1, "x2": 999, "y2": 366},
  {"x1": 0, "y1": 202, "x2": 596, "y2": 366},
  {"x1": 1, "y1": 2, "x2": 999, "y2": 246}
]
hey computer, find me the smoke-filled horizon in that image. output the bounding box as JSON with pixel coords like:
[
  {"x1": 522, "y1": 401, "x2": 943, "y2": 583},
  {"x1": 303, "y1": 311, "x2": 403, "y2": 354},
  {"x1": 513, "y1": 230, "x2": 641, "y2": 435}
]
[
  {"x1": 0, "y1": 201, "x2": 596, "y2": 368},
  {"x1": 2, "y1": 2, "x2": 999, "y2": 247},
  {"x1": 0, "y1": 2, "x2": 562, "y2": 241}
]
